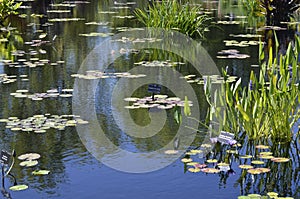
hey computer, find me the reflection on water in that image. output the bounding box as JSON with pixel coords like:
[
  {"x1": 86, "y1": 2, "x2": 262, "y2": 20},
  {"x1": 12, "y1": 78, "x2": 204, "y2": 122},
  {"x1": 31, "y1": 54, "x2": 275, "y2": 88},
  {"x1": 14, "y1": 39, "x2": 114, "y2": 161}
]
[{"x1": 0, "y1": 0, "x2": 298, "y2": 198}]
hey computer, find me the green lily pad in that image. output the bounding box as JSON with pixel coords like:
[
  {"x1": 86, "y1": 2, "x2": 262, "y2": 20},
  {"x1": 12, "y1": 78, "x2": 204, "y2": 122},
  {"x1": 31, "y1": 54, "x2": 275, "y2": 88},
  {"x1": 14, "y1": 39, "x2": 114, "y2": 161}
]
[
  {"x1": 9, "y1": 184, "x2": 28, "y2": 191},
  {"x1": 19, "y1": 160, "x2": 38, "y2": 167},
  {"x1": 271, "y1": 157, "x2": 290, "y2": 163},
  {"x1": 251, "y1": 160, "x2": 265, "y2": 165},
  {"x1": 32, "y1": 170, "x2": 50, "y2": 175},
  {"x1": 18, "y1": 153, "x2": 41, "y2": 160},
  {"x1": 181, "y1": 158, "x2": 193, "y2": 163},
  {"x1": 188, "y1": 167, "x2": 201, "y2": 173},
  {"x1": 239, "y1": 165, "x2": 253, "y2": 169},
  {"x1": 206, "y1": 159, "x2": 218, "y2": 163}
]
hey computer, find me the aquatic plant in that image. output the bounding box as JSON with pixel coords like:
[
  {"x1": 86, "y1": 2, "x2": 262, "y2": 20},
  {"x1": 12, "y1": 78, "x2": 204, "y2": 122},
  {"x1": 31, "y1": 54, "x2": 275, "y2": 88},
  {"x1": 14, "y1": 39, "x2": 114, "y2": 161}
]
[
  {"x1": 204, "y1": 34, "x2": 300, "y2": 142},
  {"x1": 0, "y1": 0, "x2": 21, "y2": 26},
  {"x1": 134, "y1": 0, "x2": 212, "y2": 38},
  {"x1": 260, "y1": 0, "x2": 300, "y2": 26},
  {"x1": 243, "y1": 0, "x2": 300, "y2": 26}
]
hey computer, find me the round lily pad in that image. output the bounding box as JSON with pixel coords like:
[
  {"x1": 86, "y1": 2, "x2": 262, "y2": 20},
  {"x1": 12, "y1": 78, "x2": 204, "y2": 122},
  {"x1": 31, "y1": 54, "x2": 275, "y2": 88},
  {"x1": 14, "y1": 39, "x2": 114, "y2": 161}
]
[
  {"x1": 240, "y1": 155, "x2": 252, "y2": 159},
  {"x1": 9, "y1": 184, "x2": 28, "y2": 191},
  {"x1": 181, "y1": 158, "x2": 193, "y2": 163},
  {"x1": 201, "y1": 168, "x2": 220, "y2": 173},
  {"x1": 206, "y1": 159, "x2": 218, "y2": 163},
  {"x1": 251, "y1": 160, "x2": 265, "y2": 165},
  {"x1": 32, "y1": 170, "x2": 50, "y2": 175},
  {"x1": 188, "y1": 167, "x2": 201, "y2": 173},
  {"x1": 19, "y1": 160, "x2": 38, "y2": 167},
  {"x1": 267, "y1": 192, "x2": 278, "y2": 197},
  {"x1": 239, "y1": 164, "x2": 253, "y2": 169},
  {"x1": 194, "y1": 163, "x2": 207, "y2": 169},
  {"x1": 190, "y1": 149, "x2": 202, "y2": 154},
  {"x1": 271, "y1": 157, "x2": 290, "y2": 163},
  {"x1": 259, "y1": 152, "x2": 273, "y2": 156},
  {"x1": 185, "y1": 152, "x2": 197, "y2": 156},
  {"x1": 217, "y1": 162, "x2": 229, "y2": 166},
  {"x1": 255, "y1": 145, "x2": 269, "y2": 149},
  {"x1": 186, "y1": 162, "x2": 199, "y2": 166},
  {"x1": 18, "y1": 153, "x2": 41, "y2": 161},
  {"x1": 260, "y1": 155, "x2": 274, "y2": 160}
]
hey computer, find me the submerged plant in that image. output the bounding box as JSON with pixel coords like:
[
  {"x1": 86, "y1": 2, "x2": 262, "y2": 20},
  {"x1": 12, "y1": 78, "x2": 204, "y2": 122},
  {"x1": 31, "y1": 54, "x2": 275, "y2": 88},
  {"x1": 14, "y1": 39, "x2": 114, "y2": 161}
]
[
  {"x1": 134, "y1": 0, "x2": 212, "y2": 38},
  {"x1": 204, "y1": 34, "x2": 300, "y2": 142}
]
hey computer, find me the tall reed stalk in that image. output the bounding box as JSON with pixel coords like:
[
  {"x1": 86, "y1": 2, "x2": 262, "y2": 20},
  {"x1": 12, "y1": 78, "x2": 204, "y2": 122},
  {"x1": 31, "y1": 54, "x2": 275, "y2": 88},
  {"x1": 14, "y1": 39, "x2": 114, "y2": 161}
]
[{"x1": 204, "y1": 34, "x2": 300, "y2": 143}]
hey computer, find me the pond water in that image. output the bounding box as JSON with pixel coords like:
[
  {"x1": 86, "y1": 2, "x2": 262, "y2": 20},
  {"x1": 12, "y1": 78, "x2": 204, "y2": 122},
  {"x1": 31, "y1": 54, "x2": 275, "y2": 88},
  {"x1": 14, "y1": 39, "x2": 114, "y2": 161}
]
[{"x1": 0, "y1": 0, "x2": 299, "y2": 198}]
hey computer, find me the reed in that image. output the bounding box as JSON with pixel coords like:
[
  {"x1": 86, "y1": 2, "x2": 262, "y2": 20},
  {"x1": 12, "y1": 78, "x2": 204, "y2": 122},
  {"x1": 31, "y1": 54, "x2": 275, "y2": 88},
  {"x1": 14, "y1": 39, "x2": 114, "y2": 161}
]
[
  {"x1": 134, "y1": 0, "x2": 211, "y2": 38},
  {"x1": 204, "y1": 34, "x2": 300, "y2": 143}
]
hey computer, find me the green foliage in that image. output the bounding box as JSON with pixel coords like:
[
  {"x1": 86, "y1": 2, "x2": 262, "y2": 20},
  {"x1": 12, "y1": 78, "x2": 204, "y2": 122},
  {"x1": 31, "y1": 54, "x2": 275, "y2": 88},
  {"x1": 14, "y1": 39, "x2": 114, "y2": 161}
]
[
  {"x1": 205, "y1": 34, "x2": 300, "y2": 143},
  {"x1": 243, "y1": 0, "x2": 300, "y2": 26},
  {"x1": 0, "y1": 0, "x2": 22, "y2": 26},
  {"x1": 134, "y1": 0, "x2": 212, "y2": 38}
]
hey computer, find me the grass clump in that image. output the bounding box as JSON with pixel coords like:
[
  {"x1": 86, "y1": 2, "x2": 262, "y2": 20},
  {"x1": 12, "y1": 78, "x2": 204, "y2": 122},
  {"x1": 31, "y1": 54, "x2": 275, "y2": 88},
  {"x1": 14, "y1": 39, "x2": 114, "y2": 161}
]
[{"x1": 134, "y1": 0, "x2": 211, "y2": 38}]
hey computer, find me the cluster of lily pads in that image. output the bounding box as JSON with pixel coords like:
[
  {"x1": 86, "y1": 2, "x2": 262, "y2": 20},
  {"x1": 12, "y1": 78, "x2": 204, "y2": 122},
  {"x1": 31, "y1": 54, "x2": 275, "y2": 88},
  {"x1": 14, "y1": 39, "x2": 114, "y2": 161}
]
[
  {"x1": 0, "y1": 74, "x2": 18, "y2": 84},
  {"x1": 124, "y1": 95, "x2": 193, "y2": 110},
  {"x1": 79, "y1": 32, "x2": 114, "y2": 37},
  {"x1": 224, "y1": 40, "x2": 263, "y2": 47},
  {"x1": 111, "y1": 37, "x2": 162, "y2": 44},
  {"x1": 217, "y1": 49, "x2": 250, "y2": 59},
  {"x1": 178, "y1": 143, "x2": 291, "y2": 180},
  {"x1": 71, "y1": 70, "x2": 146, "y2": 80},
  {"x1": 10, "y1": 88, "x2": 73, "y2": 101},
  {"x1": 9, "y1": 152, "x2": 50, "y2": 192},
  {"x1": 180, "y1": 74, "x2": 237, "y2": 84},
  {"x1": 134, "y1": 60, "x2": 185, "y2": 67},
  {"x1": 2, "y1": 54, "x2": 65, "y2": 68},
  {"x1": 0, "y1": 114, "x2": 88, "y2": 133},
  {"x1": 238, "y1": 193, "x2": 294, "y2": 199}
]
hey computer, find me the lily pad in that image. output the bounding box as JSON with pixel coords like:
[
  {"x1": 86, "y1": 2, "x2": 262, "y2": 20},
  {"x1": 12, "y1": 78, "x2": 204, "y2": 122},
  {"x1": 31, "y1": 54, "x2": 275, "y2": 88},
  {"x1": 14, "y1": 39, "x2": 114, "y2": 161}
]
[
  {"x1": 32, "y1": 170, "x2": 50, "y2": 175},
  {"x1": 18, "y1": 153, "x2": 41, "y2": 160},
  {"x1": 255, "y1": 145, "x2": 269, "y2": 149},
  {"x1": 206, "y1": 159, "x2": 218, "y2": 163},
  {"x1": 251, "y1": 160, "x2": 265, "y2": 165},
  {"x1": 19, "y1": 160, "x2": 38, "y2": 167},
  {"x1": 239, "y1": 165, "x2": 253, "y2": 169},
  {"x1": 188, "y1": 167, "x2": 201, "y2": 173},
  {"x1": 201, "y1": 168, "x2": 220, "y2": 173},
  {"x1": 271, "y1": 157, "x2": 290, "y2": 163},
  {"x1": 181, "y1": 158, "x2": 193, "y2": 163},
  {"x1": 9, "y1": 184, "x2": 28, "y2": 191}
]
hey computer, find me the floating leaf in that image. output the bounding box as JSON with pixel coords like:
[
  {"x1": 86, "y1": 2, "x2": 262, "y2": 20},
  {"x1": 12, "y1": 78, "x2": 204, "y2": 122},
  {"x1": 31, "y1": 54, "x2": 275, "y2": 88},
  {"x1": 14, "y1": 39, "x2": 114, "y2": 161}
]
[
  {"x1": 267, "y1": 192, "x2": 278, "y2": 198},
  {"x1": 19, "y1": 160, "x2": 38, "y2": 167},
  {"x1": 201, "y1": 168, "x2": 220, "y2": 173},
  {"x1": 190, "y1": 149, "x2": 202, "y2": 154},
  {"x1": 186, "y1": 162, "x2": 199, "y2": 166},
  {"x1": 255, "y1": 145, "x2": 269, "y2": 149},
  {"x1": 181, "y1": 158, "x2": 193, "y2": 163},
  {"x1": 188, "y1": 167, "x2": 201, "y2": 173},
  {"x1": 271, "y1": 157, "x2": 290, "y2": 163},
  {"x1": 259, "y1": 152, "x2": 273, "y2": 156},
  {"x1": 18, "y1": 153, "x2": 41, "y2": 160},
  {"x1": 239, "y1": 165, "x2": 253, "y2": 169},
  {"x1": 206, "y1": 159, "x2": 218, "y2": 163},
  {"x1": 9, "y1": 184, "x2": 28, "y2": 191},
  {"x1": 240, "y1": 155, "x2": 252, "y2": 159},
  {"x1": 217, "y1": 162, "x2": 229, "y2": 166},
  {"x1": 32, "y1": 170, "x2": 50, "y2": 175},
  {"x1": 251, "y1": 160, "x2": 264, "y2": 165}
]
